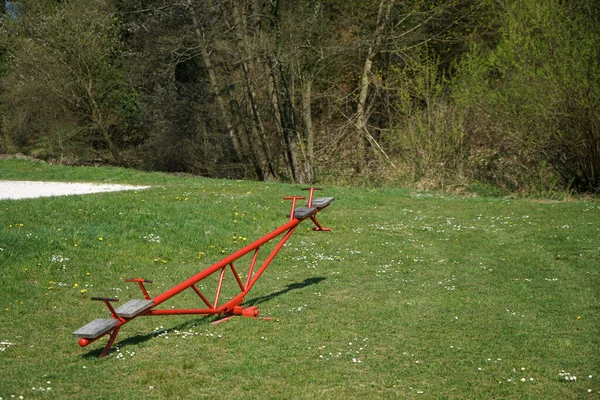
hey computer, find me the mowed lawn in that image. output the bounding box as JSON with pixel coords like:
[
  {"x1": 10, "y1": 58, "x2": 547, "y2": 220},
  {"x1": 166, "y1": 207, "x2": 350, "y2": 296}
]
[{"x1": 1, "y1": 159, "x2": 598, "y2": 399}]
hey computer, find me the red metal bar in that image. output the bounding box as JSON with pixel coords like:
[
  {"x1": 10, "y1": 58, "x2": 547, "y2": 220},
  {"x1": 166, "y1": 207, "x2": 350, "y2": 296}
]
[
  {"x1": 147, "y1": 293, "x2": 245, "y2": 316},
  {"x1": 126, "y1": 278, "x2": 153, "y2": 300},
  {"x1": 145, "y1": 225, "x2": 297, "y2": 316},
  {"x1": 310, "y1": 215, "x2": 331, "y2": 232},
  {"x1": 91, "y1": 297, "x2": 121, "y2": 319},
  {"x1": 302, "y1": 187, "x2": 323, "y2": 207},
  {"x1": 148, "y1": 308, "x2": 221, "y2": 315},
  {"x1": 229, "y1": 262, "x2": 245, "y2": 291},
  {"x1": 213, "y1": 267, "x2": 227, "y2": 308},
  {"x1": 211, "y1": 316, "x2": 232, "y2": 325},
  {"x1": 192, "y1": 284, "x2": 212, "y2": 308},
  {"x1": 302, "y1": 187, "x2": 319, "y2": 207},
  {"x1": 151, "y1": 218, "x2": 301, "y2": 307},
  {"x1": 245, "y1": 247, "x2": 260, "y2": 291},
  {"x1": 106, "y1": 301, "x2": 119, "y2": 319},
  {"x1": 140, "y1": 283, "x2": 151, "y2": 300},
  {"x1": 100, "y1": 327, "x2": 121, "y2": 358},
  {"x1": 246, "y1": 225, "x2": 298, "y2": 292},
  {"x1": 284, "y1": 196, "x2": 305, "y2": 221}
]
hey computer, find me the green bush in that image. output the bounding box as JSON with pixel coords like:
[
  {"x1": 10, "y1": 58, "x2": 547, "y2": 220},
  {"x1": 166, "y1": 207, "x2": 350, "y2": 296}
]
[
  {"x1": 453, "y1": 0, "x2": 600, "y2": 193},
  {"x1": 0, "y1": 0, "x2": 141, "y2": 163},
  {"x1": 386, "y1": 55, "x2": 469, "y2": 190}
]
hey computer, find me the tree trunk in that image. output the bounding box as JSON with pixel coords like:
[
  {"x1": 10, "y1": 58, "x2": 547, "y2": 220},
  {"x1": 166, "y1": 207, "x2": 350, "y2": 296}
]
[
  {"x1": 186, "y1": 0, "x2": 245, "y2": 166},
  {"x1": 279, "y1": 65, "x2": 301, "y2": 183},
  {"x1": 300, "y1": 77, "x2": 315, "y2": 183},
  {"x1": 231, "y1": 0, "x2": 276, "y2": 180},
  {"x1": 266, "y1": 57, "x2": 299, "y2": 182},
  {"x1": 355, "y1": 0, "x2": 394, "y2": 172}
]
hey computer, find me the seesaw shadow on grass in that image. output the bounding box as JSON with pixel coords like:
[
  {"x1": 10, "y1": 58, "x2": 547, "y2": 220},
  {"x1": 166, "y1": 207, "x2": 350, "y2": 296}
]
[
  {"x1": 81, "y1": 276, "x2": 326, "y2": 358},
  {"x1": 243, "y1": 276, "x2": 326, "y2": 307},
  {"x1": 81, "y1": 316, "x2": 214, "y2": 359}
]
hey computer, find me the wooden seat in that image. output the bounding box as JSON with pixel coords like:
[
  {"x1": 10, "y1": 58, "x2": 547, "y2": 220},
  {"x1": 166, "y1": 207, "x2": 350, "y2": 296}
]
[
  {"x1": 311, "y1": 197, "x2": 334, "y2": 208},
  {"x1": 115, "y1": 299, "x2": 154, "y2": 318},
  {"x1": 72, "y1": 319, "x2": 119, "y2": 339},
  {"x1": 286, "y1": 207, "x2": 317, "y2": 220}
]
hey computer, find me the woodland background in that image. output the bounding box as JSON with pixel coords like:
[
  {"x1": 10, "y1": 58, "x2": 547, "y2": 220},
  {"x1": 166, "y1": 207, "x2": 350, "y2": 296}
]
[{"x1": 0, "y1": 0, "x2": 598, "y2": 194}]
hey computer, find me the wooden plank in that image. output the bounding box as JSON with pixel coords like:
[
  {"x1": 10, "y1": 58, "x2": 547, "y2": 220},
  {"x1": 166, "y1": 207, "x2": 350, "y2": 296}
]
[
  {"x1": 287, "y1": 207, "x2": 317, "y2": 220},
  {"x1": 72, "y1": 319, "x2": 119, "y2": 339},
  {"x1": 311, "y1": 197, "x2": 335, "y2": 208},
  {"x1": 115, "y1": 299, "x2": 154, "y2": 318}
]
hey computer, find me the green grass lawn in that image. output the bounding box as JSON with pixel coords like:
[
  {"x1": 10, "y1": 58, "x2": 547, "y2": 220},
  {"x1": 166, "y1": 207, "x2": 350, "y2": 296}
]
[{"x1": 1, "y1": 158, "x2": 598, "y2": 399}]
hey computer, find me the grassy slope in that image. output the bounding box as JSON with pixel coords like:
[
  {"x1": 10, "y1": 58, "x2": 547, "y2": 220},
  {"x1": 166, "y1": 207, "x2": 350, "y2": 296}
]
[{"x1": 0, "y1": 159, "x2": 598, "y2": 399}]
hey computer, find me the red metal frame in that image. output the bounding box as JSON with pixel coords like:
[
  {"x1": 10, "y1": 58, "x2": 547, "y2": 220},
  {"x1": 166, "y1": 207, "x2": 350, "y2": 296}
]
[
  {"x1": 77, "y1": 189, "x2": 332, "y2": 357},
  {"x1": 303, "y1": 188, "x2": 331, "y2": 231},
  {"x1": 125, "y1": 278, "x2": 152, "y2": 300}
]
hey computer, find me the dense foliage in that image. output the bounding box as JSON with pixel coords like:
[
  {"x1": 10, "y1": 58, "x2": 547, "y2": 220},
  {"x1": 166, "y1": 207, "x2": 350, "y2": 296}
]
[{"x1": 0, "y1": 0, "x2": 598, "y2": 193}]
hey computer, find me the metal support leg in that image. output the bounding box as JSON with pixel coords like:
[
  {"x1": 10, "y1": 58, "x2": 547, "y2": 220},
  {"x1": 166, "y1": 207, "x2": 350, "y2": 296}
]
[
  {"x1": 100, "y1": 326, "x2": 121, "y2": 358},
  {"x1": 310, "y1": 215, "x2": 331, "y2": 231}
]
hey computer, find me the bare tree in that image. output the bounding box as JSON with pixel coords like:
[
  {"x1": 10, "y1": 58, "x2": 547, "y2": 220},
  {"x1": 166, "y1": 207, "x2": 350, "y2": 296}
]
[
  {"x1": 186, "y1": 0, "x2": 245, "y2": 165},
  {"x1": 229, "y1": 0, "x2": 277, "y2": 180},
  {"x1": 354, "y1": 0, "x2": 395, "y2": 172}
]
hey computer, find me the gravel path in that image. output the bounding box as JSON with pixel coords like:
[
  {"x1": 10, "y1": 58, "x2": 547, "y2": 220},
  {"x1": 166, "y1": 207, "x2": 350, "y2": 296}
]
[{"x1": 0, "y1": 180, "x2": 150, "y2": 200}]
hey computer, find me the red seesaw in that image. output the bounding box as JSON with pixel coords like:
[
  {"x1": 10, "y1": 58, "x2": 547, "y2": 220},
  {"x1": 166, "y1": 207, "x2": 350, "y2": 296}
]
[{"x1": 72, "y1": 188, "x2": 334, "y2": 357}]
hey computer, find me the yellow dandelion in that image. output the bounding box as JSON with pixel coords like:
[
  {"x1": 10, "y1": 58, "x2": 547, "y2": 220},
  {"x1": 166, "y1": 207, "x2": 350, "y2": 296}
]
[
  {"x1": 73, "y1": 283, "x2": 79, "y2": 288},
  {"x1": 99, "y1": 237, "x2": 104, "y2": 241},
  {"x1": 80, "y1": 289, "x2": 87, "y2": 294}
]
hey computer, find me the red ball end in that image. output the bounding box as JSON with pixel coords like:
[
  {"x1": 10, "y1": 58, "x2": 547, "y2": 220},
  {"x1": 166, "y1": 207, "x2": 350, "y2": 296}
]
[{"x1": 78, "y1": 338, "x2": 90, "y2": 347}]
